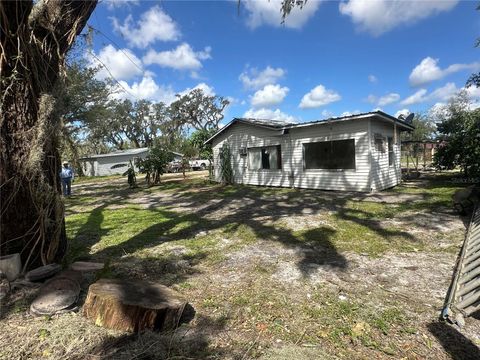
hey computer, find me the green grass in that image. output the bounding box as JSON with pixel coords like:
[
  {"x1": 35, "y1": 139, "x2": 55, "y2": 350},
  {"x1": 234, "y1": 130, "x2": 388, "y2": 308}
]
[
  {"x1": 59, "y1": 172, "x2": 468, "y2": 359},
  {"x1": 74, "y1": 174, "x2": 122, "y2": 184},
  {"x1": 66, "y1": 206, "x2": 204, "y2": 262},
  {"x1": 66, "y1": 174, "x2": 463, "y2": 262}
]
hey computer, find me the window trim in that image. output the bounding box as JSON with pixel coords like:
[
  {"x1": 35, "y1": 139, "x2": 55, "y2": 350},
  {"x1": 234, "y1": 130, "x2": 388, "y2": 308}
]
[
  {"x1": 387, "y1": 137, "x2": 394, "y2": 167},
  {"x1": 247, "y1": 144, "x2": 282, "y2": 170},
  {"x1": 302, "y1": 139, "x2": 356, "y2": 171}
]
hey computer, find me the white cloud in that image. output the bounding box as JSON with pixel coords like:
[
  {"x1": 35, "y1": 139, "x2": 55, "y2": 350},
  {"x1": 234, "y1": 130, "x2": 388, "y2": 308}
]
[
  {"x1": 111, "y1": 77, "x2": 219, "y2": 105},
  {"x1": 243, "y1": 0, "x2": 323, "y2": 29},
  {"x1": 429, "y1": 82, "x2": 458, "y2": 101},
  {"x1": 89, "y1": 44, "x2": 143, "y2": 81},
  {"x1": 466, "y1": 86, "x2": 480, "y2": 99},
  {"x1": 394, "y1": 109, "x2": 410, "y2": 118},
  {"x1": 409, "y1": 57, "x2": 480, "y2": 86},
  {"x1": 251, "y1": 84, "x2": 289, "y2": 108},
  {"x1": 321, "y1": 109, "x2": 334, "y2": 118},
  {"x1": 378, "y1": 93, "x2": 400, "y2": 106},
  {"x1": 401, "y1": 82, "x2": 480, "y2": 106},
  {"x1": 368, "y1": 74, "x2": 378, "y2": 83},
  {"x1": 239, "y1": 66, "x2": 286, "y2": 90},
  {"x1": 243, "y1": 108, "x2": 297, "y2": 123},
  {"x1": 299, "y1": 85, "x2": 341, "y2": 109},
  {"x1": 104, "y1": 0, "x2": 139, "y2": 11},
  {"x1": 112, "y1": 6, "x2": 180, "y2": 48},
  {"x1": 143, "y1": 43, "x2": 211, "y2": 71},
  {"x1": 339, "y1": 0, "x2": 458, "y2": 36},
  {"x1": 401, "y1": 89, "x2": 429, "y2": 106},
  {"x1": 367, "y1": 92, "x2": 400, "y2": 106},
  {"x1": 340, "y1": 110, "x2": 361, "y2": 117},
  {"x1": 112, "y1": 76, "x2": 177, "y2": 104},
  {"x1": 428, "y1": 98, "x2": 480, "y2": 119},
  {"x1": 178, "y1": 82, "x2": 215, "y2": 97}
]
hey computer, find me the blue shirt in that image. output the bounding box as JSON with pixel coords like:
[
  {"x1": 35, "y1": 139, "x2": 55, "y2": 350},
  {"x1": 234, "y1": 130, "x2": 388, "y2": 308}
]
[{"x1": 60, "y1": 167, "x2": 74, "y2": 180}]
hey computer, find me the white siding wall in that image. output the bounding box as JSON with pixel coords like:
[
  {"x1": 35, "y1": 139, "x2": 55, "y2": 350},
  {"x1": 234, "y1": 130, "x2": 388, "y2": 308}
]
[
  {"x1": 369, "y1": 121, "x2": 402, "y2": 191},
  {"x1": 212, "y1": 119, "x2": 373, "y2": 192},
  {"x1": 83, "y1": 152, "x2": 149, "y2": 176},
  {"x1": 290, "y1": 120, "x2": 371, "y2": 191}
]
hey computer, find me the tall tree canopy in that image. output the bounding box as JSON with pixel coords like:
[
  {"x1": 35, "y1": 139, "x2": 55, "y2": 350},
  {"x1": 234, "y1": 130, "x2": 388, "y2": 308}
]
[
  {"x1": 56, "y1": 62, "x2": 111, "y2": 167},
  {"x1": 1, "y1": 0, "x2": 97, "y2": 268},
  {"x1": 169, "y1": 89, "x2": 229, "y2": 131}
]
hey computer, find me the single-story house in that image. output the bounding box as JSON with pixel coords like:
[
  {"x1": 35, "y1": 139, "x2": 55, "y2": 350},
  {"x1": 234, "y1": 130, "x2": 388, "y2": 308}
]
[
  {"x1": 80, "y1": 148, "x2": 183, "y2": 176},
  {"x1": 206, "y1": 111, "x2": 414, "y2": 192}
]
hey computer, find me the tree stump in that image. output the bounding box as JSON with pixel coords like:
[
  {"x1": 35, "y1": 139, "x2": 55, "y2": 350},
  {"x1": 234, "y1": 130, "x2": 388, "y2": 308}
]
[{"x1": 83, "y1": 278, "x2": 193, "y2": 332}]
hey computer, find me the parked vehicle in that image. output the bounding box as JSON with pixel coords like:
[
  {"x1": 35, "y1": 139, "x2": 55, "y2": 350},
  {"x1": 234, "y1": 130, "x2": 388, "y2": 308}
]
[
  {"x1": 189, "y1": 159, "x2": 209, "y2": 171},
  {"x1": 166, "y1": 160, "x2": 183, "y2": 173}
]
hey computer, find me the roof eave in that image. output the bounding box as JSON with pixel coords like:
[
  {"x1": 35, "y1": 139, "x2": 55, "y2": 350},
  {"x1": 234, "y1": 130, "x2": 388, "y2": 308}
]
[{"x1": 204, "y1": 118, "x2": 286, "y2": 145}]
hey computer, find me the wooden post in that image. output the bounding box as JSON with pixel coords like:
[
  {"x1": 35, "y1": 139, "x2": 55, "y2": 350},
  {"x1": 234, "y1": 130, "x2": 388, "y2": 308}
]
[
  {"x1": 423, "y1": 142, "x2": 427, "y2": 169},
  {"x1": 406, "y1": 144, "x2": 410, "y2": 175}
]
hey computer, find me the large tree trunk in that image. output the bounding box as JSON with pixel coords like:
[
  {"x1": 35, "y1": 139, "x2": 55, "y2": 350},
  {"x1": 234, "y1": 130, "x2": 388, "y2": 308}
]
[{"x1": 0, "y1": 0, "x2": 97, "y2": 269}]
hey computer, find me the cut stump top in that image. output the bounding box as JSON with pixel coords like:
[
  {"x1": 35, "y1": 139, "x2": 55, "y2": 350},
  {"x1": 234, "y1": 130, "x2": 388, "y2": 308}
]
[{"x1": 88, "y1": 278, "x2": 185, "y2": 309}]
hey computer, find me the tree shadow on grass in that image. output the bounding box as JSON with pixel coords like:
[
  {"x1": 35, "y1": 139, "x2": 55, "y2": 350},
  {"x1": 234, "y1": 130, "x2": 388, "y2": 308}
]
[
  {"x1": 88, "y1": 192, "x2": 348, "y2": 281},
  {"x1": 71, "y1": 314, "x2": 229, "y2": 360},
  {"x1": 428, "y1": 321, "x2": 480, "y2": 360},
  {"x1": 74, "y1": 174, "x2": 436, "y2": 285}
]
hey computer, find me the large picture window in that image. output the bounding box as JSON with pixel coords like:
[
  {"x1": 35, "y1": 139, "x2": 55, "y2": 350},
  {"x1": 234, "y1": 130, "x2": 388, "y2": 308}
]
[
  {"x1": 248, "y1": 145, "x2": 281, "y2": 170},
  {"x1": 304, "y1": 139, "x2": 355, "y2": 170}
]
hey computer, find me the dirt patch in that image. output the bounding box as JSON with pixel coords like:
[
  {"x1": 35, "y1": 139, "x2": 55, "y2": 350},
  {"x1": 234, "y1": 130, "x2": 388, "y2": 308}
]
[{"x1": 11, "y1": 173, "x2": 475, "y2": 359}]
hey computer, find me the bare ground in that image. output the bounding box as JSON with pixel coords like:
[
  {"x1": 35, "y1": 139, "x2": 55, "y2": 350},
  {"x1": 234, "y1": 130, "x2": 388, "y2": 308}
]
[{"x1": 1, "y1": 171, "x2": 480, "y2": 359}]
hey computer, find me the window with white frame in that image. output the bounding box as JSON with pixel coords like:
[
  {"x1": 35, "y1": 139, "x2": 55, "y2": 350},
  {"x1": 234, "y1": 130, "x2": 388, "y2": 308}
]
[
  {"x1": 388, "y1": 137, "x2": 394, "y2": 166},
  {"x1": 303, "y1": 139, "x2": 356, "y2": 170},
  {"x1": 248, "y1": 145, "x2": 281, "y2": 170}
]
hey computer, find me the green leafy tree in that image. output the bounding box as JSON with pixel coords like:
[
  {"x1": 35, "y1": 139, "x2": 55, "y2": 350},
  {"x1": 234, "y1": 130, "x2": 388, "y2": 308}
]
[
  {"x1": 219, "y1": 143, "x2": 234, "y2": 185},
  {"x1": 169, "y1": 89, "x2": 229, "y2": 131},
  {"x1": 123, "y1": 161, "x2": 137, "y2": 189},
  {"x1": 138, "y1": 147, "x2": 174, "y2": 186},
  {"x1": 189, "y1": 128, "x2": 217, "y2": 178},
  {"x1": 55, "y1": 62, "x2": 111, "y2": 170},
  {"x1": 401, "y1": 114, "x2": 437, "y2": 170},
  {"x1": 190, "y1": 128, "x2": 217, "y2": 159},
  {"x1": 178, "y1": 141, "x2": 197, "y2": 178},
  {"x1": 433, "y1": 92, "x2": 480, "y2": 177}
]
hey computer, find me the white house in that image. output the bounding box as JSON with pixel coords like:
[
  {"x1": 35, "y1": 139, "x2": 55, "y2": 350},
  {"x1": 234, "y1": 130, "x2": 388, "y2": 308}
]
[
  {"x1": 206, "y1": 111, "x2": 414, "y2": 192},
  {"x1": 80, "y1": 148, "x2": 183, "y2": 176}
]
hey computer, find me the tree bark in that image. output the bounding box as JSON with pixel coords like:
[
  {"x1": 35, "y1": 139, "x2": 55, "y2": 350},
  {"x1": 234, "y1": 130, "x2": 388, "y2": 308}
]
[
  {"x1": 83, "y1": 278, "x2": 192, "y2": 332},
  {"x1": 0, "y1": 0, "x2": 97, "y2": 269}
]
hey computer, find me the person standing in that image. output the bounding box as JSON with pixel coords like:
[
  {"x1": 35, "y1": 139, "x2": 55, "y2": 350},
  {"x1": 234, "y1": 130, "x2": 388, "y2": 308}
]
[{"x1": 60, "y1": 162, "x2": 74, "y2": 196}]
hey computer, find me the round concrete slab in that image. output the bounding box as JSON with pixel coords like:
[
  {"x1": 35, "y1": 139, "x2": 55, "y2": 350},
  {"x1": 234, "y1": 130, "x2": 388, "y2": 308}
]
[{"x1": 30, "y1": 277, "x2": 80, "y2": 316}]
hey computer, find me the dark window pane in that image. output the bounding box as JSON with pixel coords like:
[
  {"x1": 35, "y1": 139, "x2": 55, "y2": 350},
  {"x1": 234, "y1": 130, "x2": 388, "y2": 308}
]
[
  {"x1": 261, "y1": 148, "x2": 270, "y2": 169},
  {"x1": 304, "y1": 139, "x2": 355, "y2": 170},
  {"x1": 249, "y1": 145, "x2": 281, "y2": 170},
  {"x1": 276, "y1": 145, "x2": 282, "y2": 169}
]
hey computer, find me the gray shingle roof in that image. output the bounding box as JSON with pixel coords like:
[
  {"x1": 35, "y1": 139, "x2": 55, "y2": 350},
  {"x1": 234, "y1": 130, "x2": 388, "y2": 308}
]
[{"x1": 205, "y1": 110, "x2": 415, "y2": 144}]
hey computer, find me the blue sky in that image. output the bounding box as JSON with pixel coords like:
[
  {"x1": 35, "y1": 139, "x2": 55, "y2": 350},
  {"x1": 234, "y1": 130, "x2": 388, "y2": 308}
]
[{"x1": 86, "y1": 0, "x2": 480, "y2": 124}]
